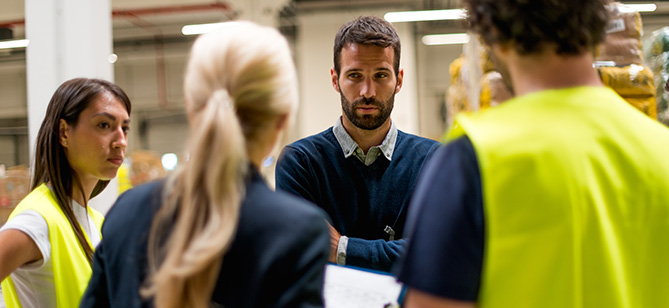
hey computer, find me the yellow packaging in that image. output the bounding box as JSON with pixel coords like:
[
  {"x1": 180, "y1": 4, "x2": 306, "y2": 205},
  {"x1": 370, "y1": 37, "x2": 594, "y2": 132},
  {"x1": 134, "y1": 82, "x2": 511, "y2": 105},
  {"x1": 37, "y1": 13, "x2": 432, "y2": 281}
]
[
  {"x1": 447, "y1": 56, "x2": 472, "y2": 124},
  {"x1": 598, "y1": 64, "x2": 655, "y2": 97},
  {"x1": 622, "y1": 95, "x2": 657, "y2": 119},
  {"x1": 480, "y1": 79, "x2": 491, "y2": 110},
  {"x1": 479, "y1": 44, "x2": 495, "y2": 73},
  {"x1": 449, "y1": 56, "x2": 464, "y2": 81}
]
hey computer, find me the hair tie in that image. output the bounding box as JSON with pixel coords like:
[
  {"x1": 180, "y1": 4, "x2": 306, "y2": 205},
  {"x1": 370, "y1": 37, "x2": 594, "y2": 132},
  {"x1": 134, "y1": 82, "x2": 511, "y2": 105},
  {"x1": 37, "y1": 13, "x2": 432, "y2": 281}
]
[{"x1": 213, "y1": 88, "x2": 233, "y2": 109}]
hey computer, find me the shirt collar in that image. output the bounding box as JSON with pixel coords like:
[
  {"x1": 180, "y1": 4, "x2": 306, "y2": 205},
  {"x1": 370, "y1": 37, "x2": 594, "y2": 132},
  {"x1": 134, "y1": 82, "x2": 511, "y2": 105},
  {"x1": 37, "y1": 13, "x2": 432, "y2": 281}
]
[{"x1": 332, "y1": 117, "x2": 397, "y2": 161}]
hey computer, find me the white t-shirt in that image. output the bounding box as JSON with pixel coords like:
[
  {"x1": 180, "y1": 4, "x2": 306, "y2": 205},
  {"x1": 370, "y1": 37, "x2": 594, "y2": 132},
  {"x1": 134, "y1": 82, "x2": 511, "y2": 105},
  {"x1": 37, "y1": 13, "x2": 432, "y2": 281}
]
[{"x1": 0, "y1": 201, "x2": 101, "y2": 308}]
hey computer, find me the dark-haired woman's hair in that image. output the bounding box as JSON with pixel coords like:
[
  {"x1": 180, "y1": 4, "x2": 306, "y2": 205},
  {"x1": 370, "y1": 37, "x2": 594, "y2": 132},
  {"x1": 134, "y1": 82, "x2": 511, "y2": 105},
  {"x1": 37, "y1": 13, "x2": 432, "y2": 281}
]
[
  {"x1": 463, "y1": 0, "x2": 610, "y2": 55},
  {"x1": 33, "y1": 77, "x2": 131, "y2": 264}
]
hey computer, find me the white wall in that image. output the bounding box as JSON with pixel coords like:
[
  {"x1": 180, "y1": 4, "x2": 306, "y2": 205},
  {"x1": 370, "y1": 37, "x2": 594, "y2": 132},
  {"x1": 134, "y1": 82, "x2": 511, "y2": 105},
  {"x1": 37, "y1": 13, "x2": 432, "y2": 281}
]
[
  {"x1": 416, "y1": 42, "x2": 463, "y2": 140},
  {"x1": 0, "y1": 65, "x2": 27, "y2": 118}
]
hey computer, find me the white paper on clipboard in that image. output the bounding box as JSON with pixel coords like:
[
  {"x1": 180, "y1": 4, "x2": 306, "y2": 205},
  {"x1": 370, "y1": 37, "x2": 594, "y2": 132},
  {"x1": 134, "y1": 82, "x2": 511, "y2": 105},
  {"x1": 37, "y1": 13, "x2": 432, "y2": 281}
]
[{"x1": 323, "y1": 264, "x2": 403, "y2": 308}]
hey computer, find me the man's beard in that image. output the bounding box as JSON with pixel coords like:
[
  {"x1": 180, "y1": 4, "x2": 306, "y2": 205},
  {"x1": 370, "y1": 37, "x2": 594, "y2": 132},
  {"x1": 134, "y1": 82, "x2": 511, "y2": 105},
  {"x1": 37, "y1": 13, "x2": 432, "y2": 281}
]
[{"x1": 340, "y1": 91, "x2": 395, "y2": 130}]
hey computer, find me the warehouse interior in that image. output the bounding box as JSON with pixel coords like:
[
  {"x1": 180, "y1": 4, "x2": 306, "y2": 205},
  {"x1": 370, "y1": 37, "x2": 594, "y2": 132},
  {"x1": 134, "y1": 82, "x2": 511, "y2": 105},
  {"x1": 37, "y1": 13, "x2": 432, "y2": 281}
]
[{"x1": 0, "y1": 0, "x2": 668, "y2": 212}]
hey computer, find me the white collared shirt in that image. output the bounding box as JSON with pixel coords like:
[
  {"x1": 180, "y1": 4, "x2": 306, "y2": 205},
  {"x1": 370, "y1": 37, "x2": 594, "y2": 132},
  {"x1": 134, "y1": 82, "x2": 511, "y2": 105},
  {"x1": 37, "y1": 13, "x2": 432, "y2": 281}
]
[{"x1": 332, "y1": 117, "x2": 398, "y2": 166}]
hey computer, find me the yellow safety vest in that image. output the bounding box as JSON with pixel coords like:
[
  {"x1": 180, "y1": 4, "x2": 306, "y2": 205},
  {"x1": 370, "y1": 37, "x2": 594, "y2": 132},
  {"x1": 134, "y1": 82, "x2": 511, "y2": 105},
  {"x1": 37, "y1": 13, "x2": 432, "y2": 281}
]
[
  {"x1": 449, "y1": 86, "x2": 669, "y2": 308},
  {"x1": 1, "y1": 184, "x2": 104, "y2": 308}
]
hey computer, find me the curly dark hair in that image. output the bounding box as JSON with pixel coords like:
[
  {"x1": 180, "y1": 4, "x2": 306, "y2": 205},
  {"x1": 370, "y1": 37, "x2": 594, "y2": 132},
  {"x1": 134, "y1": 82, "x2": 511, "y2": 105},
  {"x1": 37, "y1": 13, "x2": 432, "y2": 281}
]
[
  {"x1": 463, "y1": 0, "x2": 611, "y2": 55},
  {"x1": 333, "y1": 16, "x2": 401, "y2": 76}
]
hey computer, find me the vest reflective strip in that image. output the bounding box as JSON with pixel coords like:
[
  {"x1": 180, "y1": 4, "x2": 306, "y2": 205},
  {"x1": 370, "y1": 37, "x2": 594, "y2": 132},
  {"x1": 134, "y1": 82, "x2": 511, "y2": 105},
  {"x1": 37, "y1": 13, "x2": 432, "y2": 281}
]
[
  {"x1": 450, "y1": 86, "x2": 669, "y2": 308},
  {"x1": 1, "y1": 184, "x2": 104, "y2": 308}
]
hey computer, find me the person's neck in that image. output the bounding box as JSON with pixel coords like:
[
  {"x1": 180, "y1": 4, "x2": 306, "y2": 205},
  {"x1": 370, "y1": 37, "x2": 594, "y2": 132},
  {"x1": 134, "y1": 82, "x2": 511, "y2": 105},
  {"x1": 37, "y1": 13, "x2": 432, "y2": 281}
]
[
  {"x1": 508, "y1": 51, "x2": 603, "y2": 97},
  {"x1": 342, "y1": 117, "x2": 391, "y2": 154},
  {"x1": 72, "y1": 178, "x2": 96, "y2": 208}
]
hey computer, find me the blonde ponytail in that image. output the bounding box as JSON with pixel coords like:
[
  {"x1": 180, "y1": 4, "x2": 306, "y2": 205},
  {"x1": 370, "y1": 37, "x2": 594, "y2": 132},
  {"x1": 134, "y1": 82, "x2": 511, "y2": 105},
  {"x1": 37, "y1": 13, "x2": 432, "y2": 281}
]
[
  {"x1": 143, "y1": 21, "x2": 298, "y2": 307},
  {"x1": 144, "y1": 89, "x2": 246, "y2": 308}
]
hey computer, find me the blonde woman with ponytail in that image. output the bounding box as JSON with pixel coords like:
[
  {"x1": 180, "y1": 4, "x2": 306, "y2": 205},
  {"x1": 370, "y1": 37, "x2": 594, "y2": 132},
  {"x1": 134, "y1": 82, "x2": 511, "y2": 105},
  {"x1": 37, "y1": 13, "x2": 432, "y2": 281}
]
[{"x1": 81, "y1": 21, "x2": 331, "y2": 308}]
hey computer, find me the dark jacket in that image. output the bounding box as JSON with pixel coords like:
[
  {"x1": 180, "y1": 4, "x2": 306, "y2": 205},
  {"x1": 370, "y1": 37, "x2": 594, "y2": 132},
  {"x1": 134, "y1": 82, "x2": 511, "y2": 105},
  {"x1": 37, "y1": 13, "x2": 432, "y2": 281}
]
[{"x1": 81, "y1": 168, "x2": 330, "y2": 308}]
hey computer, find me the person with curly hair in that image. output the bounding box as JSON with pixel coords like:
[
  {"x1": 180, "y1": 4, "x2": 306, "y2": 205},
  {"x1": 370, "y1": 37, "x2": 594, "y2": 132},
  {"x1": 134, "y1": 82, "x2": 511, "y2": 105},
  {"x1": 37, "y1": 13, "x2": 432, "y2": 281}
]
[{"x1": 397, "y1": 0, "x2": 669, "y2": 307}]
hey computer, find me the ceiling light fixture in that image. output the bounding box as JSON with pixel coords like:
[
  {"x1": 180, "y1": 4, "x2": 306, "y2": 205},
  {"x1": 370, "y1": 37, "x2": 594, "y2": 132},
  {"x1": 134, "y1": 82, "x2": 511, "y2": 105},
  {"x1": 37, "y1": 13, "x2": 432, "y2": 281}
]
[
  {"x1": 384, "y1": 9, "x2": 465, "y2": 23},
  {"x1": 422, "y1": 33, "x2": 470, "y2": 46},
  {"x1": 621, "y1": 3, "x2": 657, "y2": 12},
  {"x1": 181, "y1": 22, "x2": 226, "y2": 36},
  {"x1": 0, "y1": 39, "x2": 29, "y2": 50}
]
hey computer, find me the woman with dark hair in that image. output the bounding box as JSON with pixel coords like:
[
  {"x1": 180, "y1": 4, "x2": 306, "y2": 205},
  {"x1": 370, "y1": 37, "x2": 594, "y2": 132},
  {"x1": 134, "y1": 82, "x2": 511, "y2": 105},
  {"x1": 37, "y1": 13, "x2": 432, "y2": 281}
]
[{"x1": 0, "y1": 77, "x2": 131, "y2": 308}]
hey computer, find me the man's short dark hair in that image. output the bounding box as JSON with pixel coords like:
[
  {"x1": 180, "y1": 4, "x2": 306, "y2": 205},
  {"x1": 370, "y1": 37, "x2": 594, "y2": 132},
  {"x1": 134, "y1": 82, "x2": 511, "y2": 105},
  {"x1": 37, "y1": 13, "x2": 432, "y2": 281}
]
[
  {"x1": 463, "y1": 0, "x2": 610, "y2": 55},
  {"x1": 333, "y1": 16, "x2": 401, "y2": 75}
]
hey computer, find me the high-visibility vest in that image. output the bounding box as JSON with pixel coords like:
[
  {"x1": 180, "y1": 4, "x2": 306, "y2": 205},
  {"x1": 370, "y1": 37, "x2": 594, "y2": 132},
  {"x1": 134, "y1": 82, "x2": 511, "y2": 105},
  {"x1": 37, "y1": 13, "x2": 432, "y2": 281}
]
[
  {"x1": 449, "y1": 86, "x2": 669, "y2": 308},
  {"x1": 1, "y1": 184, "x2": 103, "y2": 308}
]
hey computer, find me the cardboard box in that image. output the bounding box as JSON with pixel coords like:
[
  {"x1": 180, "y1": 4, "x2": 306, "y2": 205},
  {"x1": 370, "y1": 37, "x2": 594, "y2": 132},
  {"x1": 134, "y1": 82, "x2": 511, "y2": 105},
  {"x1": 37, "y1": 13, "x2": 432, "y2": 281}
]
[
  {"x1": 0, "y1": 165, "x2": 30, "y2": 226},
  {"x1": 596, "y1": 2, "x2": 644, "y2": 65}
]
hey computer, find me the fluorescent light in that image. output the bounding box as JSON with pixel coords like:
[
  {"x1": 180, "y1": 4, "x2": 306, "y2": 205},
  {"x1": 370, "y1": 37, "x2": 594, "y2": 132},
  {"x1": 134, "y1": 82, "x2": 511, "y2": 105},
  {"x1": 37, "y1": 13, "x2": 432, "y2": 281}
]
[
  {"x1": 181, "y1": 22, "x2": 227, "y2": 36},
  {"x1": 621, "y1": 3, "x2": 657, "y2": 12},
  {"x1": 422, "y1": 33, "x2": 470, "y2": 45},
  {"x1": 0, "y1": 39, "x2": 29, "y2": 50},
  {"x1": 384, "y1": 9, "x2": 465, "y2": 23}
]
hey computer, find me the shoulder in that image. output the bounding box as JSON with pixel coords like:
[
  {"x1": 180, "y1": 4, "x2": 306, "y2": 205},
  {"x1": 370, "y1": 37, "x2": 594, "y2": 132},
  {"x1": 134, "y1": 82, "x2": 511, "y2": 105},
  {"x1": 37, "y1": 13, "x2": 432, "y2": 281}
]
[
  {"x1": 102, "y1": 180, "x2": 164, "y2": 234},
  {"x1": 0, "y1": 210, "x2": 48, "y2": 241},
  {"x1": 278, "y1": 128, "x2": 339, "y2": 169},
  {"x1": 113, "y1": 180, "x2": 163, "y2": 209},
  {"x1": 284, "y1": 128, "x2": 337, "y2": 152},
  {"x1": 10, "y1": 185, "x2": 64, "y2": 227},
  {"x1": 241, "y1": 181, "x2": 329, "y2": 238},
  {"x1": 396, "y1": 130, "x2": 441, "y2": 157},
  {"x1": 13, "y1": 185, "x2": 57, "y2": 213},
  {"x1": 397, "y1": 131, "x2": 439, "y2": 148},
  {"x1": 245, "y1": 182, "x2": 327, "y2": 225}
]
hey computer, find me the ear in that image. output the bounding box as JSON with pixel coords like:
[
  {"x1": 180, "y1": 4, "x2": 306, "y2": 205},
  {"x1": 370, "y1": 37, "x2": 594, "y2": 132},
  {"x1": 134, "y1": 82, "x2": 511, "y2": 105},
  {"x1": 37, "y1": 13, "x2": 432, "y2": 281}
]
[
  {"x1": 59, "y1": 119, "x2": 70, "y2": 148},
  {"x1": 395, "y1": 68, "x2": 404, "y2": 94},
  {"x1": 330, "y1": 67, "x2": 341, "y2": 93}
]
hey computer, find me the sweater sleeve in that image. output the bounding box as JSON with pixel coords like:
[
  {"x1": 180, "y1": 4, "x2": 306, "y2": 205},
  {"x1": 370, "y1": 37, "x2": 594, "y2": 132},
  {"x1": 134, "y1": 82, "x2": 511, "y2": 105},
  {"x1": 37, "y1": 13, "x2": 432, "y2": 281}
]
[{"x1": 345, "y1": 238, "x2": 406, "y2": 272}]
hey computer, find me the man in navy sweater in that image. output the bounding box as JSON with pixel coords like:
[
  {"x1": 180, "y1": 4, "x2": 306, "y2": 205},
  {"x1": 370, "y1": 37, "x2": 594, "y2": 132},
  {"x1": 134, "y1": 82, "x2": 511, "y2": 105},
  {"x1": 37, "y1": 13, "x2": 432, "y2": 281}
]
[{"x1": 276, "y1": 16, "x2": 439, "y2": 272}]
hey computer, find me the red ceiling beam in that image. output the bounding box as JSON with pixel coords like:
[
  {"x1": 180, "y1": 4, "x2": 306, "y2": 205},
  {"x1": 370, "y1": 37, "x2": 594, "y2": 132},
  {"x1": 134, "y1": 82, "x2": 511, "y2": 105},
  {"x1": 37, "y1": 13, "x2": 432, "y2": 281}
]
[{"x1": 0, "y1": 3, "x2": 234, "y2": 29}]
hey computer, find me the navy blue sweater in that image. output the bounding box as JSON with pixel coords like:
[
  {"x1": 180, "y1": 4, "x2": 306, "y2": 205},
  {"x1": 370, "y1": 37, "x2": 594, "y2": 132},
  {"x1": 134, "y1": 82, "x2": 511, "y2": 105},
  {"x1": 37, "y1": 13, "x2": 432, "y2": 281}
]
[{"x1": 276, "y1": 128, "x2": 439, "y2": 271}]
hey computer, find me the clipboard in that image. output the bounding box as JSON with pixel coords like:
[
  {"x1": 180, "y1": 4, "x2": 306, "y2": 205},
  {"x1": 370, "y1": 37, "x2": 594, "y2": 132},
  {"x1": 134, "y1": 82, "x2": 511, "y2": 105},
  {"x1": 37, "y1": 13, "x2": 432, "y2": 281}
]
[{"x1": 323, "y1": 264, "x2": 404, "y2": 308}]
